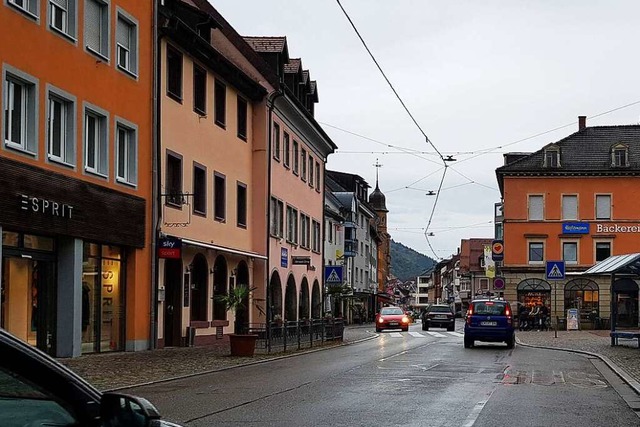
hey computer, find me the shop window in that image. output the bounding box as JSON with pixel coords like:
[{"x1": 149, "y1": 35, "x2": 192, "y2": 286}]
[
  {"x1": 595, "y1": 242, "x2": 611, "y2": 262},
  {"x1": 214, "y1": 79, "x2": 226, "y2": 127},
  {"x1": 595, "y1": 195, "x2": 611, "y2": 220},
  {"x1": 562, "y1": 195, "x2": 577, "y2": 220},
  {"x1": 193, "y1": 163, "x2": 206, "y2": 216},
  {"x1": 214, "y1": 172, "x2": 226, "y2": 221},
  {"x1": 564, "y1": 279, "x2": 599, "y2": 323},
  {"x1": 85, "y1": 0, "x2": 109, "y2": 59},
  {"x1": 528, "y1": 195, "x2": 543, "y2": 220},
  {"x1": 237, "y1": 182, "x2": 247, "y2": 228},
  {"x1": 237, "y1": 96, "x2": 247, "y2": 141},
  {"x1": 528, "y1": 242, "x2": 544, "y2": 264}
]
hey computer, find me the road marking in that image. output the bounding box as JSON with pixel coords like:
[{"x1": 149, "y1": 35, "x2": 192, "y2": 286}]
[
  {"x1": 449, "y1": 332, "x2": 464, "y2": 337},
  {"x1": 426, "y1": 331, "x2": 447, "y2": 337},
  {"x1": 388, "y1": 332, "x2": 403, "y2": 338},
  {"x1": 409, "y1": 332, "x2": 426, "y2": 337}
]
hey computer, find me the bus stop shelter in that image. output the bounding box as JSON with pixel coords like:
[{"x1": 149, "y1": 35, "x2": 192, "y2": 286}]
[{"x1": 583, "y1": 253, "x2": 640, "y2": 346}]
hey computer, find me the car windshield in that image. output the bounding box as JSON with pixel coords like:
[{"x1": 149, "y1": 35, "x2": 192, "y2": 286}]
[
  {"x1": 381, "y1": 308, "x2": 403, "y2": 315},
  {"x1": 473, "y1": 302, "x2": 507, "y2": 315},
  {"x1": 429, "y1": 306, "x2": 452, "y2": 313}
]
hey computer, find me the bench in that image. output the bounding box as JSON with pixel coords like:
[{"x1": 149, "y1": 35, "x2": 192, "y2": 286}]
[{"x1": 610, "y1": 331, "x2": 640, "y2": 347}]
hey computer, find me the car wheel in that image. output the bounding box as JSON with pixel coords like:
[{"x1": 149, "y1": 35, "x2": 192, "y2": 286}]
[
  {"x1": 506, "y1": 336, "x2": 515, "y2": 349},
  {"x1": 376, "y1": 328, "x2": 382, "y2": 333},
  {"x1": 464, "y1": 337, "x2": 473, "y2": 348},
  {"x1": 402, "y1": 327, "x2": 408, "y2": 332},
  {"x1": 421, "y1": 323, "x2": 427, "y2": 331},
  {"x1": 447, "y1": 325, "x2": 455, "y2": 332}
]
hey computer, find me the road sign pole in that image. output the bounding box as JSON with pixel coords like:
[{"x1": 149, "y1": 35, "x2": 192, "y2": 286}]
[{"x1": 554, "y1": 281, "x2": 558, "y2": 339}]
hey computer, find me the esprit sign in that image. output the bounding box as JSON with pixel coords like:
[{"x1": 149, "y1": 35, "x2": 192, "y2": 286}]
[
  {"x1": 596, "y1": 224, "x2": 640, "y2": 233},
  {"x1": 20, "y1": 194, "x2": 74, "y2": 218}
]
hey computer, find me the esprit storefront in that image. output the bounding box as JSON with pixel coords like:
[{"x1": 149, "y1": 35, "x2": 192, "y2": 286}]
[{"x1": 0, "y1": 157, "x2": 145, "y2": 357}]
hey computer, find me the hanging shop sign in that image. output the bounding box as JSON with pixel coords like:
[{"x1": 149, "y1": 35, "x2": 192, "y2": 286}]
[
  {"x1": 157, "y1": 236, "x2": 182, "y2": 259},
  {"x1": 292, "y1": 256, "x2": 311, "y2": 266}
]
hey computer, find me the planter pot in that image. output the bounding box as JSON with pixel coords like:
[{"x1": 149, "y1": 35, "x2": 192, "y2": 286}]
[{"x1": 229, "y1": 334, "x2": 258, "y2": 357}]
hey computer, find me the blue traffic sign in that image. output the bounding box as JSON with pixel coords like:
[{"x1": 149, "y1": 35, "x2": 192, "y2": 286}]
[
  {"x1": 546, "y1": 261, "x2": 565, "y2": 280},
  {"x1": 324, "y1": 265, "x2": 343, "y2": 284}
]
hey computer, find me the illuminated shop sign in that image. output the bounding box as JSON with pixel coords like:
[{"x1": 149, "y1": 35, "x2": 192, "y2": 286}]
[
  {"x1": 20, "y1": 194, "x2": 74, "y2": 218},
  {"x1": 596, "y1": 224, "x2": 640, "y2": 233},
  {"x1": 562, "y1": 222, "x2": 589, "y2": 234}
]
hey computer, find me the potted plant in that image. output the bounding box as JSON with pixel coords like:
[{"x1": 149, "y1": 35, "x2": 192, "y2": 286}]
[{"x1": 215, "y1": 284, "x2": 263, "y2": 357}]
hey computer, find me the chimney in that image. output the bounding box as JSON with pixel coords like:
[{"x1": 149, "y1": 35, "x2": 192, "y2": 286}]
[{"x1": 578, "y1": 115, "x2": 586, "y2": 131}]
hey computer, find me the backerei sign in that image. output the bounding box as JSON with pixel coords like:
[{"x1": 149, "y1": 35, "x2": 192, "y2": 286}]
[
  {"x1": 562, "y1": 222, "x2": 590, "y2": 234},
  {"x1": 158, "y1": 236, "x2": 182, "y2": 259}
]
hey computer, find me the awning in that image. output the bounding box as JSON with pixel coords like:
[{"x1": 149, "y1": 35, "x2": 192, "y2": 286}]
[
  {"x1": 180, "y1": 238, "x2": 268, "y2": 260},
  {"x1": 582, "y1": 253, "x2": 640, "y2": 276}
]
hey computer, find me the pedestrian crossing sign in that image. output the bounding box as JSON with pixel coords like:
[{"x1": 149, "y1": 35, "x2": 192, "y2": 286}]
[
  {"x1": 546, "y1": 261, "x2": 565, "y2": 280},
  {"x1": 324, "y1": 266, "x2": 343, "y2": 284}
]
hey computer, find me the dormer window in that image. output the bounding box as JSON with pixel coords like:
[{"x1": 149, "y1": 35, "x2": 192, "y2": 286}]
[
  {"x1": 544, "y1": 147, "x2": 560, "y2": 168},
  {"x1": 612, "y1": 144, "x2": 629, "y2": 167}
]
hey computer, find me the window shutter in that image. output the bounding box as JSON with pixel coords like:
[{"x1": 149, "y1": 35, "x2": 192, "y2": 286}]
[
  {"x1": 596, "y1": 195, "x2": 611, "y2": 219},
  {"x1": 562, "y1": 195, "x2": 577, "y2": 220},
  {"x1": 85, "y1": 0, "x2": 101, "y2": 51},
  {"x1": 528, "y1": 195, "x2": 543, "y2": 220},
  {"x1": 117, "y1": 17, "x2": 130, "y2": 49},
  {"x1": 51, "y1": 0, "x2": 67, "y2": 8}
]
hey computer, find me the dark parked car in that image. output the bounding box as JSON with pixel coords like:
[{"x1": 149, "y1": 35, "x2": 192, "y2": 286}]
[
  {"x1": 0, "y1": 328, "x2": 181, "y2": 427},
  {"x1": 464, "y1": 298, "x2": 515, "y2": 349},
  {"x1": 376, "y1": 306, "x2": 411, "y2": 332},
  {"x1": 421, "y1": 304, "x2": 455, "y2": 331}
]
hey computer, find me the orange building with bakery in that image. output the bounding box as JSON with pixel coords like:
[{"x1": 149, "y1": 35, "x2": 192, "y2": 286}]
[
  {"x1": 496, "y1": 117, "x2": 640, "y2": 329},
  {"x1": 0, "y1": 0, "x2": 154, "y2": 357}
]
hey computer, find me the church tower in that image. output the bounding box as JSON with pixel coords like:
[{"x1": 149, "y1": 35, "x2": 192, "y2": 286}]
[{"x1": 368, "y1": 160, "x2": 391, "y2": 294}]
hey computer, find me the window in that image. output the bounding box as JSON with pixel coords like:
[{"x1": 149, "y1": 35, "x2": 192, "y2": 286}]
[
  {"x1": 595, "y1": 242, "x2": 611, "y2": 262},
  {"x1": 563, "y1": 241, "x2": 578, "y2": 264},
  {"x1": 562, "y1": 195, "x2": 578, "y2": 220},
  {"x1": 84, "y1": 107, "x2": 108, "y2": 176},
  {"x1": 214, "y1": 79, "x2": 226, "y2": 127},
  {"x1": 193, "y1": 65, "x2": 206, "y2": 114},
  {"x1": 327, "y1": 219, "x2": 333, "y2": 243},
  {"x1": 214, "y1": 173, "x2": 226, "y2": 221},
  {"x1": 193, "y1": 163, "x2": 206, "y2": 215},
  {"x1": 49, "y1": 0, "x2": 76, "y2": 39},
  {"x1": 312, "y1": 220, "x2": 320, "y2": 252},
  {"x1": 4, "y1": 71, "x2": 37, "y2": 154},
  {"x1": 237, "y1": 182, "x2": 247, "y2": 228},
  {"x1": 47, "y1": 92, "x2": 75, "y2": 166},
  {"x1": 283, "y1": 132, "x2": 290, "y2": 167},
  {"x1": 166, "y1": 46, "x2": 183, "y2": 100},
  {"x1": 564, "y1": 279, "x2": 599, "y2": 321},
  {"x1": 272, "y1": 123, "x2": 280, "y2": 161},
  {"x1": 528, "y1": 242, "x2": 544, "y2": 264},
  {"x1": 237, "y1": 96, "x2": 247, "y2": 140},
  {"x1": 116, "y1": 10, "x2": 138, "y2": 76},
  {"x1": 315, "y1": 161, "x2": 320, "y2": 190},
  {"x1": 85, "y1": 0, "x2": 109, "y2": 59},
  {"x1": 595, "y1": 195, "x2": 611, "y2": 220},
  {"x1": 528, "y1": 195, "x2": 543, "y2": 220},
  {"x1": 308, "y1": 155, "x2": 314, "y2": 187},
  {"x1": 270, "y1": 197, "x2": 284, "y2": 237},
  {"x1": 612, "y1": 145, "x2": 628, "y2": 167},
  {"x1": 293, "y1": 140, "x2": 299, "y2": 174},
  {"x1": 115, "y1": 121, "x2": 137, "y2": 186},
  {"x1": 8, "y1": 0, "x2": 38, "y2": 17},
  {"x1": 286, "y1": 205, "x2": 298, "y2": 244},
  {"x1": 165, "y1": 152, "x2": 182, "y2": 207},
  {"x1": 544, "y1": 148, "x2": 559, "y2": 167},
  {"x1": 301, "y1": 148, "x2": 307, "y2": 181},
  {"x1": 300, "y1": 214, "x2": 310, "y2": 249}
]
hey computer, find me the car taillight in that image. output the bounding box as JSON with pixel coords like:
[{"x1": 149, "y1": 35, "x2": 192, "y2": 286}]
[
  {"x1": 466, "y1": 315, "x2": 472, "y2": 326},
  {"x1": 402, "y1": 316, "x2": 409, "y2": 323},
  {"x1": 506, "y1": 307, "x2": 512, "y2": 325},
  {"x1": 378, "y1": 317, "x2": 384, "y2": 323}
]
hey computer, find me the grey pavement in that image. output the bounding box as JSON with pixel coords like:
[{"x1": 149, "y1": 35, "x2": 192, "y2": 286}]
[{"x1": 58, "y1": 323, "x2": 640, "y2": 395}]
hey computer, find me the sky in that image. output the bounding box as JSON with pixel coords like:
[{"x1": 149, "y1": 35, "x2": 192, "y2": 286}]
[{"x1": 213, "y1": 0, "x2": 640, "y2": 260}]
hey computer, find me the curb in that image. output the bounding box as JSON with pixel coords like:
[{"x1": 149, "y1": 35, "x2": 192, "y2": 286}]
[
  {"x1": 107, "y1": 330, "x2": 378, "y2": 393},
  {"x1": 516, "y1": 338, "x2": 640, "y2": 395}
]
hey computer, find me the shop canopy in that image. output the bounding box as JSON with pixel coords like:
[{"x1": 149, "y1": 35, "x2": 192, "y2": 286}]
[{"x1": 582, "y1": 253, "x2": 640, "y2": 276}]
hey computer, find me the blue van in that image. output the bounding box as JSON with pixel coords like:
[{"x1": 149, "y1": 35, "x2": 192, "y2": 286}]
[{"x1": 464, "y1": 299, "x2": 515, "y2": 349}]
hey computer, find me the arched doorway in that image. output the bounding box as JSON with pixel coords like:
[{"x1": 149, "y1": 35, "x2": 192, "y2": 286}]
[
  {"x1": 516, "y1": 278, "x2": 551, "y2": 312},
  {"x1": 235, "y1": 261, "x2": 250, "y2": 329},
  {"x1": 190, "y1": 254, "x2": 208, "y2": 322},
  {"x1": 299, "y1": 278, "x2": 310, "y2": 319},
  {"x1": 212, "y1": 256, "x2": 228, "y2": 321},
  {"x1": 269, "y1": 271, "x2": 282, "y2": 321},
  {"x1": 564, "y1": 278, "x2": 599, "y2": 325},
  {"x1": 311, "y1": 280, "x2": 321, "y2": 318},
  {"x1": 163, "y1": 258, "x2": 183, "y2": 347},
  {"x1": 612, "y1": 278, "x2": 639, "y2": 328},
  {"x1": 285, "y1": 275, "x2": 297, "y2": 321}
]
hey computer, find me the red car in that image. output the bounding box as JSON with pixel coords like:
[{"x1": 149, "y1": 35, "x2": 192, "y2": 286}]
[{"x1": 376, "y1": 307, "x2": 411, "y2": 332}]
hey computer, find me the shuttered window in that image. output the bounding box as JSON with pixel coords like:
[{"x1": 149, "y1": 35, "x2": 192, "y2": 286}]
[
  {"x1": 9, "y1": 0, "x2": 39, "y2": 17},
  {"x1": 50, "y1": 0, "x2": 76, "y2": 38},
  {"x1": 85, "y1": 0, "x2": 109, "y2": 58},
  {"x1": 562, "y1": 195, "x2": 578, "y2": 220},
  {"x1": 116, "y1": 10, "x2": 138, "y2": 76},
  {"x1": 528, "y1": 195, "x2": 543, "y2": 220},
  {"x1": 596, "y1": 195, "x2": 611, "y2": 220}
]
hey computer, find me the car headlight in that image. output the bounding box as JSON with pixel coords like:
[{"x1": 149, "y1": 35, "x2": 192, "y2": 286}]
[
  {"x1": 402, "y1": 316, "x2": 409, "y2": 323},
  {"x1": 378, "y1": 317, "x2": 384, "y2": 323}
]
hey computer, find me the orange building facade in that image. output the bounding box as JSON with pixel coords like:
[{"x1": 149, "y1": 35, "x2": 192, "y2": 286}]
[
  {"x1": 497, "y1": 119, "x2": 640, "y2": 328},
  {"x1": 0, "y1": 0, "x2": 154, "y2": 357}
]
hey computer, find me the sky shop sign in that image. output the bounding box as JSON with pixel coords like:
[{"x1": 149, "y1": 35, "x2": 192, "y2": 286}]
[{"x1": 596, "y1": 224, "x2": 640, "y2": 233}]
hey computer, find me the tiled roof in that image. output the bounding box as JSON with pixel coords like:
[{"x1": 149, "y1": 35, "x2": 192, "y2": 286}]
[
  {"x1": 284, "y1": 58, "x2": 301, "y2": 74},
  {"x1": 497, "y1": 125, "x2": 640, "y2": 173},
  {"x1": 243, "y1": 36, "x2": 287, "y2": 53}
]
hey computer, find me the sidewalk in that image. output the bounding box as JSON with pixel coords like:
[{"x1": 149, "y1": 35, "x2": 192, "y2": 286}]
[{"x1": 58, "y1": 324, "x2": 640, "y2": 394}]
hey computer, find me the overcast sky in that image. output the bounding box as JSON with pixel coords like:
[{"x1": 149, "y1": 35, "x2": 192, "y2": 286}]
[{"x1": 213, "y1": 0, "x2": 640, "y2": 260}]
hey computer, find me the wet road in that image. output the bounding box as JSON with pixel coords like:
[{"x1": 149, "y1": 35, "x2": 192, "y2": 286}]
[{"x1": 127, "y1": 324, "x2": 640, "y2": 426}]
